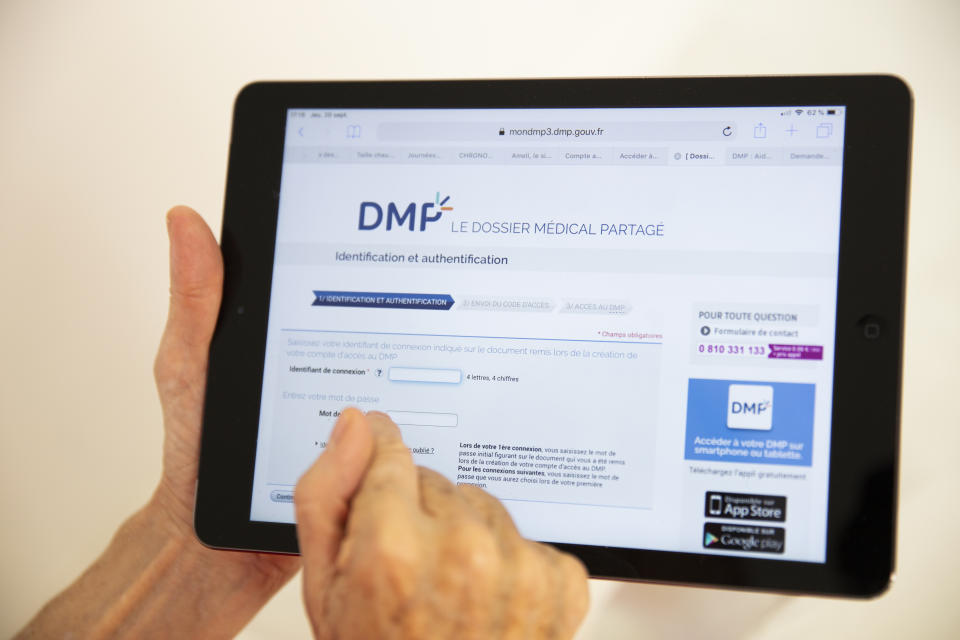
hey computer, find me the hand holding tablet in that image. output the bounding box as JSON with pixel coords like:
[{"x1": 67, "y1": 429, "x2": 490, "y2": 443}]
[
  {"x1": 195, "y1": 76, "x2": 912, "y2": 596},
  {"x1": 20, "y1": 207, "x2": 589, "y2": 639}
]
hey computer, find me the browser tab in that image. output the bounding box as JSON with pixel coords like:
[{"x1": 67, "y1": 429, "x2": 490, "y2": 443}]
[
  {"x1": 451, "y1": 149, "x2": 502, "y2": 163},
  {"x1": 671, "y1": 148, "x2": 723, "y2": 165},
  {"x1": 558, "y1": 149, "x2": 610, "y2": 163},
  {"x1": 784, "y1": 148, "x2": 842, "y2": 165},
  {"x1": 613, "y1": 148, "x2": 668, "y2": 165},
  {"x1": 504, "y1": 148, "x2": 558, "y2": 164},
  {"x1": 351, "y1": 149, "x2": 398, "y2": 162},
  {"x1": 726, "y1": 148, "x2": 783, "y2": 165},
  {"x1": 283, "y1": 146, "x2": 344, "y2": 163}
]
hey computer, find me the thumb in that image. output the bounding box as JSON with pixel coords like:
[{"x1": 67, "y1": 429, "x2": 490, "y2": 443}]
[
  {"x1": 295, "y1": 408, "x2": 375, "y2": 591},
  {"x1": 160, "y1": 206, "x2": 224, "y2": 356},
  {"x1": 154, "y1": 206, "x2": 223, "y2": 398}
]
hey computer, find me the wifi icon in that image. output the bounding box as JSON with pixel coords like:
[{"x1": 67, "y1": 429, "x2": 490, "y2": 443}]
[{"x1": 794, "y1": 109, "x2": 804, "y2": 116}]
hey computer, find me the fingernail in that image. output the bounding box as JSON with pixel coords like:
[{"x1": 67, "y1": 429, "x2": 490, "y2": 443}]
[{"x1": 328, "y1": 408, "x2": 359, "y2": 446}]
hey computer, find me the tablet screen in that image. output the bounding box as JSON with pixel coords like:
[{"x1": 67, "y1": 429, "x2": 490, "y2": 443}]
[{"x1": 249, "y1": 106, "x2": 846, "y2": 564}]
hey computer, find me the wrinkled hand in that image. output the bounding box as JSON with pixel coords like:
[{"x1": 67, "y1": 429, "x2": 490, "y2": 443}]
[
  {"x1": 152, "y1": 206, "x2": 298, "y2": 582},
  {"x1": 15, "y1": 206, "x2": 304, "y2": 639},
  {"x1": 155, "y1": 206, "x2": 586, "y2": 638},
  {"x1": 296, "y1": 409, "x2": 590, "y2": 640}
]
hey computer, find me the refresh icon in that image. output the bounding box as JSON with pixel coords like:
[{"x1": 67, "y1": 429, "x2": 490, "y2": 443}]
[{"x1": 722, "y1": 125, "x2": 733, "y2": 137}]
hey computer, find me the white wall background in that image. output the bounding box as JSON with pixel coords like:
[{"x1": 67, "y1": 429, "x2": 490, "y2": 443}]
[{"x1": 1, "y1": 1, "x2": 957, "y2": 637}]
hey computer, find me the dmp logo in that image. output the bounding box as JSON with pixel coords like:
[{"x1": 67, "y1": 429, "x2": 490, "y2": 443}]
[
  {"x1": 358, "y1": 192, "x2": 453, "y2": 231},
  {"x1": 726, "y1": 384, "x2": 774, "y2": 431},
  {"x1": 732, "y1": 400, "x2": 772, "y2": 415}
]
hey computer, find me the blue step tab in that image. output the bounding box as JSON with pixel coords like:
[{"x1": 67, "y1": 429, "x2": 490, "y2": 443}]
[{"x1": 312, "y1": 290, "x2": 454, "y2": 311}]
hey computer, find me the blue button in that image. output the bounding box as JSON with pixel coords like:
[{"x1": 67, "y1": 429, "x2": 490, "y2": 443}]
[{"x1": 312, "y1": 291, "x2": 454, "y2": 310}]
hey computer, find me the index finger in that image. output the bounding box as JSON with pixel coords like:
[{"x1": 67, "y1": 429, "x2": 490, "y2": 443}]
[{"x1": 348, "y1": 411, "x2": 420, "y2": 519}]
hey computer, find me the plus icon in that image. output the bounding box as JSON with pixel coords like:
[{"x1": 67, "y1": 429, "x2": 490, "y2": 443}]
[{"x1": 786, "y1": 125, "x2": 799, "y2": 136}]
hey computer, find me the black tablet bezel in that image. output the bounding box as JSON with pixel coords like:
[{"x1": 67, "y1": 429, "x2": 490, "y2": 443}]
[{"x1": 195, "y1": 76, "x2": 911, "y2": 597}]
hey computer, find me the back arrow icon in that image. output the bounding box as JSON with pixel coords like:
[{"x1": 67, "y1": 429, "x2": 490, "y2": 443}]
[{"x1": 298, "y1": 127, "x2": 304, "y2": 137}]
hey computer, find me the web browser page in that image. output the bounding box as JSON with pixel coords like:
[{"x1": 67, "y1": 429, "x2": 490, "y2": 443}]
[{"x1": 249, "y1": 106, "x2": 846, "y2": 563}]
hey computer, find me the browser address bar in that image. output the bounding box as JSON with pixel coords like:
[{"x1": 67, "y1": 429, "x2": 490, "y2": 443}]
[{"x1": 377, "y1": 121, "x2": 736, "y2": 141}]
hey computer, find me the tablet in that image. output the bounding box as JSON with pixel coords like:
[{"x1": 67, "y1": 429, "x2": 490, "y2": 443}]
[{"x1": 195, "y1": 76, "x2": 912, "y2": 597}]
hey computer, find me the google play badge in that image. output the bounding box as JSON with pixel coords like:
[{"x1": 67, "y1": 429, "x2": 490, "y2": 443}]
[{"x1": 704, "y1": 531, "x2": 720, "y2": 547}]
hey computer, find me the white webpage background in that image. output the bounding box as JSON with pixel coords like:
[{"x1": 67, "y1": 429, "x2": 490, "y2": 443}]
[{"x1": 250, "y1": 107, "x2": 843, "y2": 563}]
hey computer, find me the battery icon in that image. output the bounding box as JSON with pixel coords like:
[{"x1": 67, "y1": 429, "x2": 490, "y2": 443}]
[{"x1": 827, "y1": 109, "x2": 837, "y2": 115}]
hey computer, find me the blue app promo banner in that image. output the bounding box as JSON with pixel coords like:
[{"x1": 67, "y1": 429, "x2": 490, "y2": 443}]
[{"x1": 684, "y1": 378, "x2": 815, "y2": 466}]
